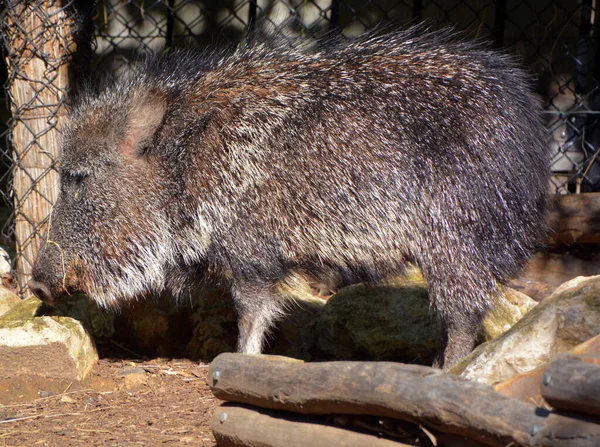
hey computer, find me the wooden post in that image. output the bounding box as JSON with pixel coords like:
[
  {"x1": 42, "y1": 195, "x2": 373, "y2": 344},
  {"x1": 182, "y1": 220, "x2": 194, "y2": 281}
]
[{"x1": 2, "y1": 1, "x2": 76, "y2": 292}]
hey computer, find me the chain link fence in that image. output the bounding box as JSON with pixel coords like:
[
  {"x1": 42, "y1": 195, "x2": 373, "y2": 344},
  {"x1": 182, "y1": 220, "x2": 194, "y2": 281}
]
[{"x1": 1, "y1": 0, "x2": 600, "y2": 293}]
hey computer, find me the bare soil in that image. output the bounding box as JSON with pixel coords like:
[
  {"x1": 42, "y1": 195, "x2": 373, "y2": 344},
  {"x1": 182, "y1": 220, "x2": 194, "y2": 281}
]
[{"x1": 0, "y1": 341, "x2": 220, "y2": 447}]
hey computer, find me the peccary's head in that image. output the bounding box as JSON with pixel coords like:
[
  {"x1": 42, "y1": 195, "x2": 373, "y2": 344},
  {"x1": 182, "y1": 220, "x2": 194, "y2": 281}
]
[{"x1": 29, "y1": 81, "x2": 179, "y2": 308}]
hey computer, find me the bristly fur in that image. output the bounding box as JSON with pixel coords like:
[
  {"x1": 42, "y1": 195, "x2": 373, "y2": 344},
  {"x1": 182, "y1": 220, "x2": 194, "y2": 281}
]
[{"x1": 31, "y1": 26, "x2": 549, "y2": 370}]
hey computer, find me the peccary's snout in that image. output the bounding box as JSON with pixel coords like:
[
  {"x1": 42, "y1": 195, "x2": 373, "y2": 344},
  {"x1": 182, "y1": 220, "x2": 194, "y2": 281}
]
[
  {"x1": 28, "y1": 279, "x2": 54, "y2": 304},
  {"x1": 29, "y1": 244, "x2": 72, "y2": 306}
]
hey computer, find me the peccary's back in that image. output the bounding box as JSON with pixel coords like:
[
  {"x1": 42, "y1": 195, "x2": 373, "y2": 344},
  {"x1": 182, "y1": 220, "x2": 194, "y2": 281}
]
[{"x1": 154, "y1": 31, "x2": 548, "y2": 284}]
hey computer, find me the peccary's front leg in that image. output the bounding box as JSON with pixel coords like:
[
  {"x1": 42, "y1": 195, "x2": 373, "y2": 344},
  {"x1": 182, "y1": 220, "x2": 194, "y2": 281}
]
[{"x1": 232, "y1": 281, "x2": 285, "y2": 354}]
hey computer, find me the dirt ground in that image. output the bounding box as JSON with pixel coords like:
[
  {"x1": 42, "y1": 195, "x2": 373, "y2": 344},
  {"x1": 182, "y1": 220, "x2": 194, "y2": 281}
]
[{"x1": 0, "y1": 341, "x2": 220, "y2": 447}]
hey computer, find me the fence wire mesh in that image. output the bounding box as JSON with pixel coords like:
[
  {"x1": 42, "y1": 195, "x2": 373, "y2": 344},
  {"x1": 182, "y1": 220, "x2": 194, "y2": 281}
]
[{"x1": 1, "y1": 0, "x2": 600, "y2": 293}]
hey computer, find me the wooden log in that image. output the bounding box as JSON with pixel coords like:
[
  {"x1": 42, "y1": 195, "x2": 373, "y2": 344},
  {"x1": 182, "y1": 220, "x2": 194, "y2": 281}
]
[
  {"x1": 540, "y1": 412, "x2": 600, "y2": 447},
  {"x1": 209, "y1": 353, "x2": 551, "y2": 446},
  {"x1": 547, "y1": 193, "x2": 600, "y2": 246},
  {"x1": 3, "y1": 1, "x2": 76, "y2": 291},
  {"x1": 541, "y1": 355, "x2": 600, "y2": 418},
  {"x1": 212, "y1": 403, "x2": 409, "y2": 447}
]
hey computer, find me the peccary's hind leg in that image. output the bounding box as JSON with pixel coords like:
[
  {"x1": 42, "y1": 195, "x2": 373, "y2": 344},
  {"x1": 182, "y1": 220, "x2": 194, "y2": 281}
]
[
  {"x1": 421, "y1": 261, "x2": 494, "y2": 371},
  {"x1": 437, "y1": 306, "x2": 487, "y2": 369},
  {"x1": 231, "y1": 281, "x2": 285, "y2": 354}
]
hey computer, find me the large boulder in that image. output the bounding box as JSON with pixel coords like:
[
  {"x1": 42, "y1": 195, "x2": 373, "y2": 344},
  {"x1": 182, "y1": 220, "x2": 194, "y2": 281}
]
[
  {"x1": 309, "y1": 272, "x2": 439, "y2": 363},
  {"x1": 309, "y1": 268, "x2": 535, "y2": 363},
  {"x1": 451, "y1": 275, "x2": 600, "y2": 384}
]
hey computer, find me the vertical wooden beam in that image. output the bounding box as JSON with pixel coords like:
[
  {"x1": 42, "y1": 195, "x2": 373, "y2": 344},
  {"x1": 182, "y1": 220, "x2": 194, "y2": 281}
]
[{"x1": 2, "y1": 1, "x2": 76, "y2": 293}]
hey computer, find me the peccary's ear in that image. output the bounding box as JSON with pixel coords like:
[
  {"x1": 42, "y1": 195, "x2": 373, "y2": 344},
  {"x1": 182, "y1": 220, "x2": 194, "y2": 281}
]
[{"x1": 121, "y1": 90, "x2": 167, "y2": 160}]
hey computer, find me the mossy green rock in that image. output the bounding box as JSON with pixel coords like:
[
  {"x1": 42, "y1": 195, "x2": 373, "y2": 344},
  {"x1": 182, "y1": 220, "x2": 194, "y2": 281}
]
[
  {"x1": 1, "y1": 296, "x2": 43, "y2": 320},
  {"x1": 310, "y1": 272, "x2": 440, "y2": 363},
  {"x1": 0, "y1": 297, "x2": 98, "y2": 380},
  {"x1": 452, "y1": 275, "x2": 600, "y2": 384},
  {"x1": 309, "y1": 268, "x2": 535, "y2": 364}
]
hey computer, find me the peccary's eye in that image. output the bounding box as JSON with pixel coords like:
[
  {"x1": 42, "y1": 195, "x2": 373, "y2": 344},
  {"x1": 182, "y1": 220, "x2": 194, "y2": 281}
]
[{"x1": 63, "y1": 172, "x2": 87, "y2": 202}]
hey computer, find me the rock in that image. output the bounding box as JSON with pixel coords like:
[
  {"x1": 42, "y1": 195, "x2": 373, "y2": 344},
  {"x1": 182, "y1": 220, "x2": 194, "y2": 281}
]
[
  {"x1": 117, "y1": 365, "x2": 148, "y2": 390},
  {"x1": 8, "y1": 264, "x2": 529, "y2": 370},
  {"x1": 0, "y1": 286, "x2": 21, "y2": 318},
  {"x1": 121, "y1": 372, "x2": 147, "y2": 390},
  {"x1": 0, "y1": 297, "x2": 98, "y2": 380},
  {"x1": 117, "y1": 365, "x2": 146, "y2": 377},
  {"x1": 494, "y1": 332, "x2": 600, "y2": 404},
  {"x1": 43, "y1": 293, "x2": 115, "y2": 339},
  {"x1": 309, "y1": 267, "x2": 534, "y2": 364},
  {"x1": 451, "y1": 275, "x2": 600, "y2": 384},
  {"x1": 481, "y1": 287, "x2": 538, "y2": 342},
  {"x1": 0, "y1": 247, "x2": 11, "y2": 275},
  {"x1": 310, "y1": 269, "x2": 440, "y2": 363},
  {"x1": 38, "y1": 390, "x2": 56, "y2": 398}
]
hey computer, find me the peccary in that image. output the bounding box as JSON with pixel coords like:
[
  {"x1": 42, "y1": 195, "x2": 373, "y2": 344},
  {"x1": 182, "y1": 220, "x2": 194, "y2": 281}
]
[{"x1": 29, "y1": 28, "x2": 549, "y2": 369}]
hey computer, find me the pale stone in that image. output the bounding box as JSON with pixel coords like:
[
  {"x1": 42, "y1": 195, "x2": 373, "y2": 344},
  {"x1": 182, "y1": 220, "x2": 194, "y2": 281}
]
[
  {"x1": 0, "y1": 297, "x2": 98, "y2": 380},
  {"x1": 0, "y1": 286, "x2": 21, "y2": 318},
  {"x1": 452, "y1": 275, "x2": 600, "y2": 385},
  {"x1": 482, "y1": 287, "x2": 538, "y2": 341},
  {"x1": 121, "y1": 373, "x2": 147, "y2": 390},
  {"x1": 493, "y1": 333, "x2": 600, "y2": 404},
  {"x1": 0, "y1": 247, "x2": 11, "y2": 275}
]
